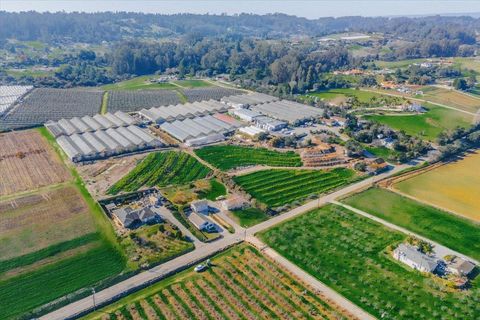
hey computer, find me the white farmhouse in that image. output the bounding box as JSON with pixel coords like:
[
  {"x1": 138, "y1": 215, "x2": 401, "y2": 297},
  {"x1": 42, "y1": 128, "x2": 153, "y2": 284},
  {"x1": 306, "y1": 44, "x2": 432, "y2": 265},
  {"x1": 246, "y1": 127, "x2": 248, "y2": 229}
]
[{"x1": 393, "y1": 244, "x2": 438, "y2": 273}]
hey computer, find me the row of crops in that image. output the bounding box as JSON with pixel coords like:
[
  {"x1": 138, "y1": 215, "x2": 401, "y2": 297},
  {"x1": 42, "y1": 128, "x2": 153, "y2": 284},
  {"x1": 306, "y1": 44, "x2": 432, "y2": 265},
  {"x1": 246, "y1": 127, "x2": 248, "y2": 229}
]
[
  {"x1": 234, "y1": 168, "x2": 358, "y2": 207},
  {"x1": 195, "y1": 145, "x2": 303, "y2": 171},
  {"x1": 108, "y1": 151, "x2": 211, "y2": 194},
  {"x1": 184, "y1": 87, "x2": 243, "y2": 102},
  {"x1": 259, "y1": 205, "x2": 480, "y2": 319},
  {"x1": 106, "y1": 90, "x2": 182, "y2": 112},
  {"x1": 89, "y1": 245, "x2": 350, "y2": 320},
  {"x1": 1, "y1": 88, "x2": 103, "y2": 131}
]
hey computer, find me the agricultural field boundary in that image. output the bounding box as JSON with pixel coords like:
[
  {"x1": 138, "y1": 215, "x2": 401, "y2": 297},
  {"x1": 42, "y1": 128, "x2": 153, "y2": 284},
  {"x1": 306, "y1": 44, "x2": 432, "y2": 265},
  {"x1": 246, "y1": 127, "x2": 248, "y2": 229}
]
[{"x1": 332, "y1": 200, "x2": 479, "y2": 265}]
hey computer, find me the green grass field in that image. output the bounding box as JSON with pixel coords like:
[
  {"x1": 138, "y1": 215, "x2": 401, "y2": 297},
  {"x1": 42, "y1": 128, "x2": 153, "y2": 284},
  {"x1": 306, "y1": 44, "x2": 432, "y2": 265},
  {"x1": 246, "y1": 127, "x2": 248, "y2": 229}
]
[
  {"x1": 229, "y1": 208, "x2": 269, "y2": 227},
  {"x1": 81, "y1": 244, "x2": 348, "y2": 320},
  {"x1": 172, "y1": 79, "x2": 212, "y2": 88},
  {"x1": 109, "y1": 151, "x2": 211, "y2": 194},
  {"x1": 364, "y1": 145, "x2": 401, "y2": 160},
  {"x1": 234, "y1": 168, "x2": 358, "y2": 208},
  {"x1": 197, "y1": 179, "x2": 227, "y2": 201},
  {"x1": 101, "y1": 75, "x2": 178, "y2": 90},
  {"x1": 259, "y1": 204, "x2": 479, "y2": 319},
  {"x1": 342, "y1": 188, "x2": 480, "y2": 261},
  {"x1": 306, "y1": 88, "x2": 384, "y2": 103},
  {"x1": 364, "y1": 103, "x2": 473, "y2": 140},
  {"x1": 195, "y1": 145, "x2": 302, "y2": 171},
  {"x1": 0, "y1": 242, "x2": 124, "y2": 319}
]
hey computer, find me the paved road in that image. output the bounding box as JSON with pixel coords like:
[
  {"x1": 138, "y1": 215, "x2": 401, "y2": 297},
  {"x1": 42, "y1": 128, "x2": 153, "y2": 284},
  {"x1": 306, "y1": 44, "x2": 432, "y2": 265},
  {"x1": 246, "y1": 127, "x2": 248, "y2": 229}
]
[
  {"x1": 41, "y1": 232, "x2": 244, "y2": 320},
  {"x1": 333, "y1": 201, "x2": 479, "y2": 265},
  {"x1": 40, "y1": 164, "x2": 410, "y2": 320}
]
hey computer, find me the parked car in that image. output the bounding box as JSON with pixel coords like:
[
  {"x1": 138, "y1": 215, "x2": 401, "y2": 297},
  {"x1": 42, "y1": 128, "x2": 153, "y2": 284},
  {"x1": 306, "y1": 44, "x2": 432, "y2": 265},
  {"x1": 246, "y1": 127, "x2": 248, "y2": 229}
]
[{"x1": 194, "y1": 264, "x2": 208, "y2": 272}]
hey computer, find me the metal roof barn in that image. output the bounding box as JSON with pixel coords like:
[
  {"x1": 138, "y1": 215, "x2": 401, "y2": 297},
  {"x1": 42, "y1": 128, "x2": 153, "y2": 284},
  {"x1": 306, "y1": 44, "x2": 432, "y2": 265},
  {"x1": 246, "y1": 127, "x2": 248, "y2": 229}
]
[
  {"x1": 57, "y1": 135, "x2": 81, "y2": 161},
  {"x1": 160, "y1": 122, "x2": 194, "y2": 142},
  {"x1": 94, "y1": 130, "x2": 120, "y2": 151},
  {"x1": 70, "y1": 117, "x2": 91, "y2": 132},
  {"x1": 117, "y1": 126, "x2": 144, "y2": 146},
  {"x1": 82, "y1": 132, "x2": 108, "y2": 153},
  {"x1": 114, "y1": 111, "x2": 137, "y2": 125},
  {"x1": 82, "y1": 115, "x2": 103, "y2": 131},
  {"x1": 70, "y1": 134, "x2": 95, "y2": 156},
  {"x1": 58, "y1": 119, "x2": 78, "y2": 136},
  {"x1": 103, "y1": 112, "x2": 126, "y2": 127},
  {"x1": 106, "y1": 128, "x2": 134, "y2": 149},
  {"x1": 93, "y1": 114, "x2": 115, "y2": 128}
]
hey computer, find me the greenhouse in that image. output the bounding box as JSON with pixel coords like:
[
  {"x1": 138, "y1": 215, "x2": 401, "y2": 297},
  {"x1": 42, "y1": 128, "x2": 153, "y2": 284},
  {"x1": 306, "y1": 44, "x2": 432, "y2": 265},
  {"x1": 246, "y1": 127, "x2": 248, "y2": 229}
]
[{"x1": 160, "y1": 113, "x2": 243, "y2": 143}]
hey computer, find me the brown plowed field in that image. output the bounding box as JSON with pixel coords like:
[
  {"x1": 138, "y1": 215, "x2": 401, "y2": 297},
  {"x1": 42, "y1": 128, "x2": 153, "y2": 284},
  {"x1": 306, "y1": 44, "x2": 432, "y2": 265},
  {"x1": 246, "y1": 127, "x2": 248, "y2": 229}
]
[
  {"x1": 0, "y1": 130, "x2": 70, "y2": 196},
  {"x1": 0, "y1": 186, "x2": 96, "y2": 259}
]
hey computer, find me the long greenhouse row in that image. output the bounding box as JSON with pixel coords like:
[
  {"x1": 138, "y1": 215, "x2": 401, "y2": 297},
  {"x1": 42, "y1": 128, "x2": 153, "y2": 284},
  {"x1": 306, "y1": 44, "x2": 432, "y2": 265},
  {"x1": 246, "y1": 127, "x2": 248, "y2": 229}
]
[
  {"x1": 56, "y1": 125, "x2": 164, "y2": 162},
  {"x1": 45, "y1": 111, "x2": 138, "y2": 138},
  {"x1": 160, "y1": 113, "x2": 242, "y2": 143},
  {"x1": 221, "y1": 92, "x2": 280, "y2": 107},
  {"x1": 138, "y1": 99, "x2": 229, "y2": 124},
  {"x1": 251, "y1": 100, "x2": 324, "y2": 124}
]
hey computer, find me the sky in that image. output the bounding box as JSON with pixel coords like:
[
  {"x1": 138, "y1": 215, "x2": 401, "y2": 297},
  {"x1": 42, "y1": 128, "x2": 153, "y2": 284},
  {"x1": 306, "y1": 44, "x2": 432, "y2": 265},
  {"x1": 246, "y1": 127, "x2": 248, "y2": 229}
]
[{"x1": 1, "y1": 0, "x2": 480, "y2": 19}]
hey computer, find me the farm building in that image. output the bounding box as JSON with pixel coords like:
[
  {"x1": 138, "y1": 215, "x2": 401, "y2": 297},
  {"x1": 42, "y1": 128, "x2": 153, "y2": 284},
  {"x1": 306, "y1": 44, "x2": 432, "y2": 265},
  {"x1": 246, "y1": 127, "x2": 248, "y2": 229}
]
[
  {"x1": 221, "y1": 92, "x2": 279, "y2": 108},
  {"x1": 393, "y1": 244, "x2": 438, "y2": 273},
  {"x1": 191, "y1": 200, "x2": 209, "y2": 214},
  {"x1": 185, "y1": 133, "x2": 226, "y2": 147},
  {"x1": 251, "y1": 100, "x2": 324, "y2": 124},
  {"x1": 138, "y1": 100, "x2": 228, "y2": 124},
  {"x1": 301, "y1": 144, "x2": 348, "y2": 167},
  {"x1": 254, "y1": 116, "x2": 288, "y2": 131},
  {"x1": 239, "y1": 126, "x2": 266, "y2": 137},
  {"x1": 54, "y1": 125, "x2": 163, "y2": 162},
  {"x1": 0, "y1": 85, "x2": 33, "y2": 115},
  {"x1": 160, "y1": 114, "x2": 242, "y2": 143},
  {"x1": 447, "y1": 257, "x2": 476, "y2": 277},
  {"x1": 188, "y1": 212, "x2": 216, "y2": 232},
  {"x1": 111, "y1": 206, "x2": 160, "y2": 229},
  {"x1": 365, "y1": 158, "x2": 389, "y2": 175},
  {"x1": 45, "y1": 111, "x2": 138, "y2": 137},
  {"x1": 229, "y1": 108, "x2": 262, "y2": 121}
]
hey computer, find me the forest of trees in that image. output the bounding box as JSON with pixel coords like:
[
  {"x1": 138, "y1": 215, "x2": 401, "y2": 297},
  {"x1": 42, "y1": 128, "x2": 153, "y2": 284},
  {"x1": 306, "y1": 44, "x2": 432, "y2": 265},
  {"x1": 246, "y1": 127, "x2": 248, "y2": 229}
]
[{"x1": 1, "y1": 12, "x2": 478, "y2": 91}]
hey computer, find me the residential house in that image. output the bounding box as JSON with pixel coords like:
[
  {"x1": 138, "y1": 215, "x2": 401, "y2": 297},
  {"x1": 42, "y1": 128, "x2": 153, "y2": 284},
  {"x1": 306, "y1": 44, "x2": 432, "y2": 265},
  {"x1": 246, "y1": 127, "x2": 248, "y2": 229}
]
[
  {"x1": 380, "y1": 137, "x2": 396, "y2": 149},
  {"x1": 447, "y1": 257, "x2": 476, "y2": 277},
  {"x1": 191, "y1": 200, "x2": 209, "y2": 214},
  {"x1": 393, "y1": 244, "x2": 438, "y2": 273},
  {"x1": 365, "y1": 158, "x2": 389, "y2": 175},
  {"x1": 188, "y1": 212, "x2": 217, "y2": 232},
  {"x1": 112, "y1": 206, "x2": 160, "y2": 229}
]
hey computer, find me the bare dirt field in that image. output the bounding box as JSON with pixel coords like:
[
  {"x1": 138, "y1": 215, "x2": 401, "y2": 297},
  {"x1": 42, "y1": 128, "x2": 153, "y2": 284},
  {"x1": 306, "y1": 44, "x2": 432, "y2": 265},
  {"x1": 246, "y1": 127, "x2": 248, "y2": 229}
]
[
  {"x1": 0, "y1": 130, "x2": 71, "y2": 197},
  {"x1": 0, "y1": 185, "x2": 96, "y2": 259},
  {"x1": 393, "y1": 151, "x2": 480, "y2": 222},
  {"x1": 77, "y1": 154, "x2": 146, "y2": 199}
]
